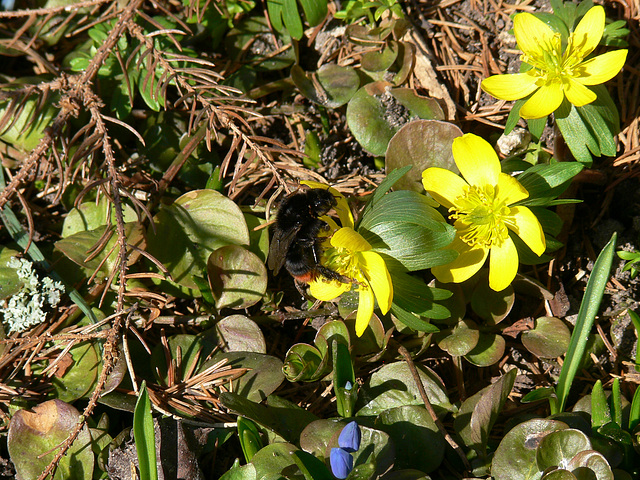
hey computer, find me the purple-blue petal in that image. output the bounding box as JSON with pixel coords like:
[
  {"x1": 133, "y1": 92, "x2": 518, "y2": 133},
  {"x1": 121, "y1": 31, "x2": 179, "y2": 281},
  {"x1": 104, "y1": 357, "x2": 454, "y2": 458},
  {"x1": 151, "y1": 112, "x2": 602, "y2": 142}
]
[
  {"x1": 338, "y1": 421, "x2": 361, "y2": 453},
  {"x1": 330, "y1": 448, "x2": 353, "y2": 479}
]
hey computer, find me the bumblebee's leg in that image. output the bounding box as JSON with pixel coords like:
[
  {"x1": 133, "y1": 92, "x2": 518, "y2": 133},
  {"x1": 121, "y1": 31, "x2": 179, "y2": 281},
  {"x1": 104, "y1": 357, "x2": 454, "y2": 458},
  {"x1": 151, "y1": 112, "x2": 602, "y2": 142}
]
[{"x1": 316, "y1": 266, "x2": 353, "y2": 284}]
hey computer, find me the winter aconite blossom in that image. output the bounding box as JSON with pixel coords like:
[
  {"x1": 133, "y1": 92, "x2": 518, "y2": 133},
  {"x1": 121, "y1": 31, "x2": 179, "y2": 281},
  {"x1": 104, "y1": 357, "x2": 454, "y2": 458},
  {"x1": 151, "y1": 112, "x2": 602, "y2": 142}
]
[
  {"x1": 481, "y1": 5, "x2": 627, "y2": 119},
  {"x1": 422, "y1": 134, "x2": 546, "y2": 291},
  {"x1": 302, "y1": 182, "x2": 393, "y2": 337}
]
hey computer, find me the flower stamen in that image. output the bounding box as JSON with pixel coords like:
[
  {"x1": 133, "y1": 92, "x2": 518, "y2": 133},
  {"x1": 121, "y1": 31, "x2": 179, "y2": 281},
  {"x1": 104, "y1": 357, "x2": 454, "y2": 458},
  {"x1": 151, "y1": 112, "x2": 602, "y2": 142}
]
[{"x1": 449, "y1": 185, "x2": 512, "y2": 248}]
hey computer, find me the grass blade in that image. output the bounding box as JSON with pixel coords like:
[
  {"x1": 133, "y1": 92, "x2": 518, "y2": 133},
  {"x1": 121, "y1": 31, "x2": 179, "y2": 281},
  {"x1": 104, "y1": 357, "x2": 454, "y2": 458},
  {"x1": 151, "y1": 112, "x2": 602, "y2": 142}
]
[
  {"x1": 553, "y1": 232, "x2": 617, "y2": 414},
  {"x1": 133, "y1": 381, "x2": 158, "y2": 480}
]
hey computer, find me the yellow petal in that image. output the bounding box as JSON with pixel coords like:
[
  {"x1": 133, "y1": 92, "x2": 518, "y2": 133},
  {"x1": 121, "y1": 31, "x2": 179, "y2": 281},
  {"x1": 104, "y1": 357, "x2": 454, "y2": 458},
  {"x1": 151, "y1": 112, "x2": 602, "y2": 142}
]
[
  {"x1": 513, "y1": 12, "x2": 555, "y2": 58},
  {"x1": 563, "y1": 78, "x2": 596, "y2": 107},
  {"x1": 577, "y1": 50, "x2": 628, "y2": 85},
  {"x1": 422, "y1": 167, "x2": 468, "y2": 210},
  {"x1": 355, "y1": 285, "x2": 374, "y2": 337},
  {"x1": 453, "y1": 134, "x2": 500, "y2": 187},
  {"x1": 497, "y1": 173, "x2": 529, "y2": 206},
  {"x1": 431, "y1": 233, "x2": 488, "y2": 284},
  {"x1": 489, "y1": 236, "x2": 519, "y2": 291},
  {"x1": 331, "y1": 227, "x2": 371, "y2": 251},
  {"x1": 481, "y1": 72, "x2": 539, "y2": 101},
  {"x1": 509, "y1": 206, "x2": 546, "y2": 256},
  {"x1": 309, "y1": 278, "x2": 350, "y2": 301},
  {"x1": 571, "y1": 6, "x2": 604, "y2": 58},
  {"x1": 359, "y1": 251, "x2": 393, "y2": 314},
  {"x1": 520, "y1": 81, "x2": 564, "y2": 119}
]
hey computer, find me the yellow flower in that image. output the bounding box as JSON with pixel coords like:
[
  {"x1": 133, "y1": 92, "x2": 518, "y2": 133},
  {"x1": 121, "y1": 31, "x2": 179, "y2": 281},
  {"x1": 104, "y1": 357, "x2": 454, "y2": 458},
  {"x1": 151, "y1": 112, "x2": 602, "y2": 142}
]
[
  {"x1": 302, "y1": 182, "x2": 393, "y2": 337},
  {"x1": 481, "y1": 5, "x2": 627, "y2": 119},
  {"x1": 421, "y1": 134, "x2": 546, "y2": 291}
]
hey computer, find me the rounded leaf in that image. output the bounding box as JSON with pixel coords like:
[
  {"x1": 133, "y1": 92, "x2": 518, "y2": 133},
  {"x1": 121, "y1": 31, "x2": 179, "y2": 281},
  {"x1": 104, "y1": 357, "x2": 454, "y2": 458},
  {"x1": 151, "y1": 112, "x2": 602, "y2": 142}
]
[
  {"x1": 435, "y1": 319, "x2": 479, "y2": 356},
  {"x1": 536, "y1": 429, "x2": 592, "y2": 472},
  {"x1": 357, "y1": 362, "x2": 452, "y2": 416},
  {"x1": 291, "y1": 64, "x2": 360, "y2": 108},
  {"x1": 8, "y1": 400, "x2": 94, "y2": 479},
  {"x1": 0, "y1": 247, "x2": 24, "y2": 300},
  {"x1": 213, "y1": 315, "x2": 267, "y2": 353},
  {"x1": 492, "y1": 418, "x2": 569, "y2": 480},
  {"x1": 386, "y1": 120, "x2": 462, "y2": 192},
  {"x1": 470, "y1": 275, "x2": 515, "y2": 325},
  {"x1": 522, "y1": 316, "x2": 571, "y2": 358},
  {"x1": 207, "y1": 245, "x2": 267, "y2": 309},
  {"x1": 376, "y1": 405, "x2": 445, "y2": 473},
  {"x1": 147, "y1": 189, "x2": 249, "y2": 291},
  {"x1": 464, "y1": 332, "x2": 505, "y2": 367}
]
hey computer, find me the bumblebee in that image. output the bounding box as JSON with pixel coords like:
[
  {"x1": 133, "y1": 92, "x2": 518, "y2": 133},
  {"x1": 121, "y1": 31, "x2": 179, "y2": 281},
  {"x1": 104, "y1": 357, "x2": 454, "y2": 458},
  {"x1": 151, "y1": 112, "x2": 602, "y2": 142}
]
[{"x1": 267, "y1": 188, "x2": 348, "y2": 284}]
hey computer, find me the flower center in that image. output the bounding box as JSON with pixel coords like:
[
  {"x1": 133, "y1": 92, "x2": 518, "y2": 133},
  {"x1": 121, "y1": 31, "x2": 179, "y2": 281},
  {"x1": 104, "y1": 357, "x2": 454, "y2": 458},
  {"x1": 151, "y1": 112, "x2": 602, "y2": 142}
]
[
  {"x1": 449, "y1": 184, "x2": 514, "y2": 248},
  {"x1": 521, "y1": 32, "x2": 584, "y2": 84},
  {"x1": 324, "y1": 247, "x2": 366, "y2": 284}
]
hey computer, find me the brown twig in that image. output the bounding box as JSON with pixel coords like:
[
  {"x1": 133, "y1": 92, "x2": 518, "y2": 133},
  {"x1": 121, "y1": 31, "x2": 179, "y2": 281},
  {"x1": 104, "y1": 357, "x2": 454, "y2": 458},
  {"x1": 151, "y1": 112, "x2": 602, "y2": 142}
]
[{"x1": 397, "y1": 345, "x2": 471, "y2": 472}]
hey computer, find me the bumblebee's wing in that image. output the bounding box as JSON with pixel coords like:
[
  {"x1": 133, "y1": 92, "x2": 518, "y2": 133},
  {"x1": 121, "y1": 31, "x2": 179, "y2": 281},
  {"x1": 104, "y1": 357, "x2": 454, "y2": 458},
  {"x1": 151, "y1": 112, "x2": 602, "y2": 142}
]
[{"x1": 267, "y1": 226, "x2": 299, "y2": 274}]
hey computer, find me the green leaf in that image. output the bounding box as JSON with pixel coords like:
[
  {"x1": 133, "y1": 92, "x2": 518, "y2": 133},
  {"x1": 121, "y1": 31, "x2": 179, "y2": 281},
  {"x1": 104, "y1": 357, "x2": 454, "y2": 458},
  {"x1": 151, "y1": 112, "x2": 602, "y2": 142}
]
[
  {"x1": 292, "y1": 450, "x2": 333, "y2": 480},
  {"x1": 504, "y1": 98, "x2": 526, "y2": 135},
  {"x1": 526, "y1": 116, "x2": 546, "y2": 140},
  {"x1": 591, "y1": 380, "x2": 611, "y2": 429},
  {"x1": 555, "y1": 99, "x2": 598, "y2": 164},
  {"x1": 516, "y1": 162, "x2": 584, "y2": 207},
  {"x1": 209, "y1": 314, "x2": 267, "y2": 354},
  {"x1": 521, "y1": 316, "x2": 571, "y2": 359},
  {"x1": 251, "y1": 443, "x2": 300, "y2": 478},
  {"x1": 333, "y1": 340, "x2": 356, "y2": 417},
  {"x1": 0, "y1": 247, "x2": 23, "y2": 300},
  {"x1": 282, "y1": 0, "x2": 303, "y2": 40},
  {"x1": 385, "y1": 119, "x2": 462, "y2": 192},
  {"x1": 434, "y1": 319, "x2": 479, "y2": 357},
  {"x1": 291, "y1": 64, "x2": 360, "y2": 108},
  {"x1": 55, "y1": 222, "x2": 146, "y2": 275},
  {"x1": 391, "y1": 270, "x2": 451, "y2": 320},
  {"x1": 207, "y1": 245, "x2": 267, "y2": 309},
  {"x1": 464, "y1": 332, "x2": 505, "y2": 367},
  {"x1": 628, "y1": 384, "x2": 640, "y2": 431},
  {"x1": 360, "y1": 190, "x2": 446, "y2": 229},
  {"x1": 521, "y1": 386, "x2": 557, "y2": 404},
  {"x1": 298, "y1": 0, "x2": 328, "y2": 27},
  {"x1": 554, "y1": 232, "x2": 617, "y2": 414},
  {"x1": 238, "y1": 417, "x2": 263, "y2": 463},
  {"x1": 492, "y1": 418, "x2": 568, "y2": 480},
  {"x1": 266, "y1": 0, "x2": 284, "y2": 31},
  {"x1": 611, "y1": 378, "x2": 622, "y2": 427},
  {"x1": 8, "y1": 400, "x2": 95, "y2": 480},
  {"x1": 221, "y1": 393, "x2": 318, "y2": 443},
  {"x1": 390, "y1": 303, "x2": 440, "y2": 333},
  {"x1": 357, "y1": 362, "x2": 452, "y2": 416},
  {"x1": 454, "y1": 369, "x2": 516, "y2": 457},
  {"x1": 300, "y1": 420, "x2": 394, "y2": 477},
  {"x1": 536, "y1": 429, "x2": 591, "y2": 471},
  {"x1": 133, "y1": 381, "x2": 158, "y2": 480},
  {"x1": 283, "y1": 343, "x2": 326, "y2": 382},
  {"x1": 375, "y1": 406, "x2": 445, "y2": 473},
  {"x1": 62, "y1": 196, "x2": 138, "y2": 238},
  {"x1": 628, "y1": 311, "x2": 640, "y2": 370},
  {"x1": 147, "y1": 189, "x2": 250, "y2": 291}
]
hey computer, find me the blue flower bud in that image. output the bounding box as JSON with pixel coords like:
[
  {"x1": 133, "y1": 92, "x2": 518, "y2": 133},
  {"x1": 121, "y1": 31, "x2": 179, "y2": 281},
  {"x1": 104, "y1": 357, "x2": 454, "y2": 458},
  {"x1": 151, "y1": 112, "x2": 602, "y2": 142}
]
[
  {"x1": 330, "y1": 447, "x2": 353, "y2": 479},
  {"x1": 344, "y1": 381, "x2": 353, "y2": 391},
  {"x1": 338, "y1": 421, "x2": 361, "y2": 453}
]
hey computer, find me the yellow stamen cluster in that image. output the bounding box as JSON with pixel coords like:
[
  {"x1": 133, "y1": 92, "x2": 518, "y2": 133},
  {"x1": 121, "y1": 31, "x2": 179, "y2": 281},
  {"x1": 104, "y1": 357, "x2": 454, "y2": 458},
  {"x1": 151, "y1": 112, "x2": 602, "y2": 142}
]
[{"x1": 449, "y1": 185, "x2": 513, "y2": 249}]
